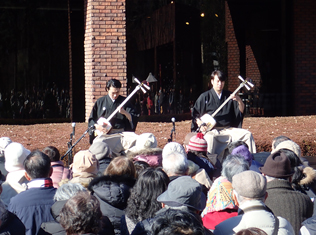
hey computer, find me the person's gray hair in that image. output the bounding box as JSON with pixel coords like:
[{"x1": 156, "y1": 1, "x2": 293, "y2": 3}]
[
  {"x1": 233, "y1": 190, "x2": 265, "y2": 204},
  {"x1": 54, "y1": 182, "x2": 87, "y2": 201},
  {"x1": 162, "y1": 152, "x2": 188, "y2": 176},
  {"x1": 221, "y1": 154, "x2": 249, "y2": 182}
]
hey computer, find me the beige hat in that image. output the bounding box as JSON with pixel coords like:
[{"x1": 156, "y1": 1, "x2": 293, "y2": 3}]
[
  {"x1": 232, "y1": 170, "x2": 267, "y2": 199},
  {"x1": 89, "y1": 142, "x2": 111, "y2": 160},
  {"x1": 271, "y1": 140, "x2": 301, "y2": 157},
  {"x1": 71, "y1": 150, "x2": 99, "y2": 175},
  {"x1": 129, "y1": 133, "x2": 158, "y2": 153}
]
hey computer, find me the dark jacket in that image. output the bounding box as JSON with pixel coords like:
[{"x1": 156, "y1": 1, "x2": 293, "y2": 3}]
[
  {"x1": 191, "y1": 88, "x2": 243, "y2": 131},
  {"x1": 0, "y1": 209, "x2": 25, "y2": 235},
  {"x1": 265, "y1": 179, "x2": 313, "y2": 234},
  {"x1": 187, "y1": 152, "x2": 214, "y2": 179},
  {"x1": 38, "y1": 200, "x2": 66, "y2": 235},
  {"x1": 88, "y1": 175, "x2": 136, "y2": 235},
  {"x1": 8, "y1": 186, "x2": 56, "y2": 235},
  {"x1": 98, "y1": 157, "x2": 112, "y2": 176}
]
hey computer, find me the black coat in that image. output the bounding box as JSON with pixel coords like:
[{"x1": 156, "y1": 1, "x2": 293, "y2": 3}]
[
  {"x1": 191, "y1": 88, "x2": 243, "y2": 131},
  {"x1": 89, "y1": 175, "x2": 136, "y2": 235},
  {"x1": 0, "y1": 209, "x2": 25, "y2": 235},
  {"x1": 97, "y1": 157, "x2": 112, "y2": 176},
  {"x1": 38, "y1": 200, "x2": 66, "y2": 235},
  {"x1": 88, "y1": 95, "x2": 138, "y2": 132}
]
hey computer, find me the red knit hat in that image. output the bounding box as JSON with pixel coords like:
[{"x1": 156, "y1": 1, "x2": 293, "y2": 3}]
[{"x1": 187, "y1": 133, "x2": 207, "y2": 152}]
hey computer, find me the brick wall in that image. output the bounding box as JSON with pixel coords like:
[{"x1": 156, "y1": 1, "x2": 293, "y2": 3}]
[
  {"x1": 293, "y1": 0, "x2": 316, "y2": 115},
  {"x1": 225, "y1": 1, "x2": 240, "y2": 91},
  {"x1": 84, "y1": 0, "x2": 127, "y2": 122},
  {"x1": 245, "y1": 45, "x2": 261, "y2": 87}
]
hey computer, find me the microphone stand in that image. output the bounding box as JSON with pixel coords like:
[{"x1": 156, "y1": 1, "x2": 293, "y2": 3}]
[
  {"x1": 168, "y1": 123, "x2": 176, "y2": 142},
  {"x1": 61, "y1": 126, "x2": 94, "y2": 163},
  {"x1": 66, "y1": 132, "x2": 74, "y2": 166}
]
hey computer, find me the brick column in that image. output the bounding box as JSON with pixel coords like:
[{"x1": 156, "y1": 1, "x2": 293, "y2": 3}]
[
  {"x1": 84, "y1": 0, "x2": 127, "y2": 122},
  {"x1": 293, "y1": 0, "x2": 316, "y2": 115},
  {"x1": 245, "y1": 45, "x2": 261, "y2": 86},
  {"x1": 225, "y1": 1, "x2": 240, "y2": 91}
]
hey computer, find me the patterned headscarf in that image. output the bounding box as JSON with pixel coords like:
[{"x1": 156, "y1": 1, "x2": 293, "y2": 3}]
[{"x1": 201, "y1": 176, "x2": 238, "y2": 217}]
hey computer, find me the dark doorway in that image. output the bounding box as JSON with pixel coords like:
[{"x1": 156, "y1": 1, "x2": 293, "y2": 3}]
[{"x1": 0, "y1": 0, "x2": 84, "y2": 121}]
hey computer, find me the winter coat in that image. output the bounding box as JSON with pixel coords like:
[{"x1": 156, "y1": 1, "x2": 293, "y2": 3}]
[
  {"x1": 265, "y1": 179, "x2": 313, "y2": 234},
  {"x1": 70, "y1": 172, "x2": 97, "y2": 188},
  {"x1": 213, "y1": 200, "x2": 295, "y2": 235},
  {"x1": 98, "y1": 157, "x2": 112, "y2": 176},
  {"x1": 50, "y1": 161, "x2": 72, "y2": 188},
  {"x1": 38, "y1": 200, "x2": 66, "y2": 235},
  {"x1": 187, "y1": 152, "x2": 214, "y2": 179},
  {"x1": 8, "y1": 186, "x2": 56, "y2": 235},
  {"x1": 300, "y1": 215, "x2": 316, "y2": 235},
  {"x1": 0, "y1": 209, "x2": 25, "y2": 235},
  {"x1": 88, "y1": 175, "x2": 136, "y2": 235},
  {"x1": 0, "y1": 170, "x2": 28, "y2": 206}
]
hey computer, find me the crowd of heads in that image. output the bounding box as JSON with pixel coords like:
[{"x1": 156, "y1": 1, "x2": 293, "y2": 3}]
[{"x1": 0, "y1": 131, "x2": 315, "y2": 235}]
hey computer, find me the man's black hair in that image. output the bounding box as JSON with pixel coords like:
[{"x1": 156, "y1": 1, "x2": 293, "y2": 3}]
[
  {"x1": 106, "y1": 79, "x2": 122, "y2": 91},
  {"x1": 210, "y1": 70, "x2": 227, "y2": 82},
  {"x1": 24, "y1": 150, "x2": 51, "y2": 179}
]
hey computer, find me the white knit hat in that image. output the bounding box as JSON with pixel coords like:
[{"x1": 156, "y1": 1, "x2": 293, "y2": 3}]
[
  {"x1": 162, "y1": 142, "x2": 187, "y2": 159},
  {"x1": 0, "y1": 137, "x2": 12, "y2": 157},
  {"x1": 130, "y1": 133, "x2": 158, "y2": 153},
  {"x1": 4, "y1": 142, "x2": 31, "y2": 172}
]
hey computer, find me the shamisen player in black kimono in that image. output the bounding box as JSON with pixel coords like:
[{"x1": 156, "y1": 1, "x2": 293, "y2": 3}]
[
  {"x1": 88, "y1": 79, "x2": 138, "y2": 144},
  {"x1": 191, "y1": 70, "x2": 256, "y2": 155}
]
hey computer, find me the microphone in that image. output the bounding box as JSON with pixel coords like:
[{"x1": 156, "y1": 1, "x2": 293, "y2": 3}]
[
  {"x1": 72, "y1": 122, "x2": 76, "y2": 137},
  {"x1": 171, "y1": 117, "x2": 175, "y2": 130}
]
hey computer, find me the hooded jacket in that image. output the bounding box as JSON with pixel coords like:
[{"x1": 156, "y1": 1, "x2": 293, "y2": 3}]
[{"x1": 88, "y1": 175, "x2": 136, "y2": 235}]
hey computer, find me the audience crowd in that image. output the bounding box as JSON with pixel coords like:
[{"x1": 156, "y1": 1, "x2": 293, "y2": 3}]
[{"x1": 0, "y1": 131, "x2": 315, "y2": 235}]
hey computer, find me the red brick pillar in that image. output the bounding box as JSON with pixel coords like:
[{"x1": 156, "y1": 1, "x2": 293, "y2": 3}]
[
  {"x1": 245, "y1": 45, "x2": 261, "y2": 86},
  {"x1": 225, "y1": 1, "x2": 240, "y2": 91},
  {"x1": 84, "y1": 0, "x2": 127, "y2": 122},
  {"x1": 293, "y1": 0, "x2": 316, "y2": 115}
]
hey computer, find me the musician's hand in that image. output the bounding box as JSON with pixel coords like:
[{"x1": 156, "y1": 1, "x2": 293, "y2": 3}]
[
  {"x1": 196, "y1": 118, "x2": 207, "y2": 132},
  {"x1": 230, "y1": 94, "x2": 245, "y2": 113},
  {"x1": 230, "y1": 94, "x2": 242, "y2": 102},
  {"x1": 200, "y1": 125, "x2": 208, "y2": 132},
  {"x1": 196, "y1": 118, "x2": 203, "y2": 126},
  {"x1": 119, "y1": 107, "x2": 132, "y2": 122},
  {"x1": 94, "y1": 123, "x2": 110, "y2": 133}
]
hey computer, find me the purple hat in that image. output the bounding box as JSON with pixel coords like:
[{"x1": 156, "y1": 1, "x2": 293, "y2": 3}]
[{"x1": 231, "y1": 145, "x2": 253, "y2": 166}]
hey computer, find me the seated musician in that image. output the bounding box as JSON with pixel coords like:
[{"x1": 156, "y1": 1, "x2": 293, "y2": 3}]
[
  {"x1": 88, "y1": 79, "x2": 139, "y2": 155},
  {"x1": 191, "y1": 70, "x2": 256, "y2": 155}
]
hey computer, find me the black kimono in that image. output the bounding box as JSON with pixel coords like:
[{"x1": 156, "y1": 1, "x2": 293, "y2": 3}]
[
  {"x1": 88, "y1": 95, "x2": 138, "y2": 142},
  {"x1": 191, "y1": 88, "x2": 243, "y2": 132}
]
